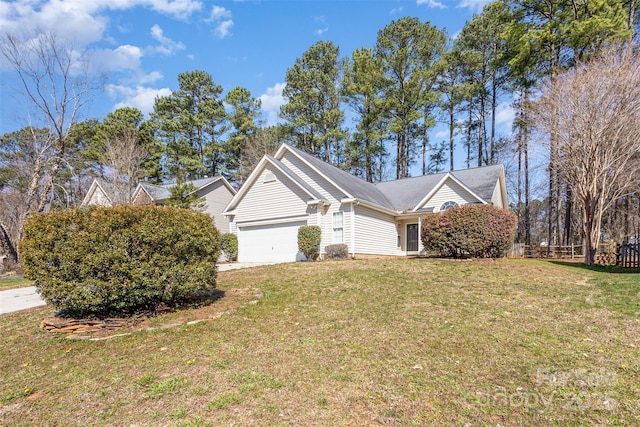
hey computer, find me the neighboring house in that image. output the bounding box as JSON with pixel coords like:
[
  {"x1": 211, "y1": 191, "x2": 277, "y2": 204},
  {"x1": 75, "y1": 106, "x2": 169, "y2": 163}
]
[
  {"x1": 131, "y1": 177, "x2": 236, "y2": 233},
  {"x1": 223, "y1": 143, "x2": 508, "y2": 263},
  {"x1": 81, "y1": 179, "x2": 130, "y2": 207},
  {"x1": 82, "y1": 177, "x2": 236, "y2": 233}
]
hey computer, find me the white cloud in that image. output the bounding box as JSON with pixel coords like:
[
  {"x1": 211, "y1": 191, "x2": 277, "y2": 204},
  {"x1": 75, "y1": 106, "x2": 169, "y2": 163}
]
[
  {"x1": 107, "y1": 83, "x2": 172, "y2": 116},
  {"x1": 390, "y1": 7, "x2": 404, "y2": 15},
  {"x1": 92, "y1": 44, "x2": 143, "y2": 71},
  {"x1": 208, "y1": 5, "x2": 231, "y2": 21},
  {"x1": 214, "y1": 19, "x2": 234, "y2": 39},
  {"x1": 495, "y1": 102, "x2": 515, "y2": 127},
  {"x1": 206, "y1": 5, "x2": 233, "y2": 39},
  {"x1": 138, "y1": 70, "x2": 163, "y2": 84},
  {"x1": 259, "y1": 82, "x2": 285, "y2": 126},
  {"x1": 145, "y1": 0, "x2": 203, "y2": 20},
  {"x1": 0, "y1": 0, "x2": 202, "y2": 43},
  {"x1": 417, "y1": 0, "x2": 446, "y2": 9},
  {"x1": 314, "y1": 27, "x2": 328, "y2": 36},
  {"x1": 434, "y1": 129, "x2": 449, "y2": 139},
  {"x1": 456, "y1": 0, "x2": 492, "y2": 13},
  {"x1": 148, "y1": 24, "x2": 186, "y2": 55}
]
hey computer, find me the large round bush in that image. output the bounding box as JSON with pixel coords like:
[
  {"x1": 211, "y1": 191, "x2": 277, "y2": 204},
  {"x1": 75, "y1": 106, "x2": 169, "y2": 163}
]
[
  {"x1": 19, "y1": 205, "x2": 220, "y2": 317},
  {"x1": 421, "y1": 204, "x2": 517, "y2": 258}
]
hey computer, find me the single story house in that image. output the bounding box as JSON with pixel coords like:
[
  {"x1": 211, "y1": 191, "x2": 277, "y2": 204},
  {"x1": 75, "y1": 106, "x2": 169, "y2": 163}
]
[
  {"x1": 223, "y1": 143, "x2": 508, "y2": 263},
  {"x1": 83, "y1": 177, "x2": 236, "y2": 233}
]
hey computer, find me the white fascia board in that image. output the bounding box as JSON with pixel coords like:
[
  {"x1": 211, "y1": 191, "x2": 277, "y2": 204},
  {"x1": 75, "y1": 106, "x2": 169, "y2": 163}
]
[
  {"x1": 412, "y1": 173, "x2": 486, "y2": 212},
  {"x1": 352, "y1": 198, "x2": 398, "y2": 216},
  {"x1": 277, "y1": 144, "x2": 353, "y2": 200},
  {"x1": 80, "y1": 180, "x2": 98, "y2": 206},
  {"x1": 447, "y1": 173, "x2": 487, "y2": 205},
  {"x1": 223, "y1": 155, "x2": 271, "y2": 214},
  {"x1": 223, "y1": 155, "x2": 319, "y2": 215}
]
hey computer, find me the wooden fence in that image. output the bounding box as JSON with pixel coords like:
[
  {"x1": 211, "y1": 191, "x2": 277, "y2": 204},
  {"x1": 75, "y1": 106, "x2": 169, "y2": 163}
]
[
  {"x1": 507, "y1": 244, "x2": 583, "y2": 259},
  {"x1": 509, "y1": 242, "x2": 639, "y2": 268},
  {"x1": 617, "y1": 243, "x2": 640, "y2": 268}
]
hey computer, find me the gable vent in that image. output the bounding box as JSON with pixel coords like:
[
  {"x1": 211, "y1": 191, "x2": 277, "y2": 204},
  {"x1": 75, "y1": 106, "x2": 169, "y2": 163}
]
[{"x1": 263, "y1": 171, "x2": 276, "y2": 183}]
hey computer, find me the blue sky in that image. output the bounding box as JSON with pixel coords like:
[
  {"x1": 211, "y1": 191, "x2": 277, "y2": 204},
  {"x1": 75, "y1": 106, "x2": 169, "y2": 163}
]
[{"x1": 0, "y1": 0, "x2": 523, "y2": 173}]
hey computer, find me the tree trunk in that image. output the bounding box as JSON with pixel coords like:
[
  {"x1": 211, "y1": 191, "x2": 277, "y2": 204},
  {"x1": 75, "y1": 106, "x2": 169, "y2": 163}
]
[
  {"x1": 490, "y1": 73, "x2": 497, "y2": 164},
  {"x1": 449, "y1": 107, "x2": 455, "y2": 171},
  {"x1": 0, "y1": 221, "x2": 18, "y2": 263},
  {"x1": 524, "y1": 123, "x2": 531, "y2": 246},
  {"x1": 466, "y1": 105, "x2": 472, "y2": 169},
  {"x1": 563, "y1": 187, "x2": 573, "y2": 245}
]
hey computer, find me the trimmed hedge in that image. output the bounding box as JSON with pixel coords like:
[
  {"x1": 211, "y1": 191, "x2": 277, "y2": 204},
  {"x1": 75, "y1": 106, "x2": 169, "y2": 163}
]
[
  {"x1": 324, "y1": 243, "x2": 349, "y2": 260},
  {"x1": 220, "y1": 233, "x2": 238, "y2": 261},
  {"x1": 421, "y1": 204, "x2": 517, "y2": 258},
  {"x1": 297, "y1": 225, "x2": 321, "y2": 260},
  {"x1": 19, "y1": 205, "x2": 220, "y2": 317}
]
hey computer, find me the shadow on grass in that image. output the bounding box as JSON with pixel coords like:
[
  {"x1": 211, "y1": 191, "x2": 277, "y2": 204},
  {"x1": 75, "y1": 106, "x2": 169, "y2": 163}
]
[
  {"x1": 56, "y1": 289, "x2": 227, "y2": 320},
  {"x1": 547, "y1": 260, "x2": 640, "y2": 275}
]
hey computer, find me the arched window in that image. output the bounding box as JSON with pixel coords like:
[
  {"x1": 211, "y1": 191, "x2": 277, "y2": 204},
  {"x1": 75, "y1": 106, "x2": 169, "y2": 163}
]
[{"x1": 440, "y1": 200, "x2": 458, "y2": 211}]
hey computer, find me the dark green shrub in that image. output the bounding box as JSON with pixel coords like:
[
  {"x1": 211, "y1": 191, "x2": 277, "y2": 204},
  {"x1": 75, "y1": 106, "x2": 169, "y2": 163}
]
[
  {"x1": 324, "y1": 243, "x2": 349, "y2": 260},
  {"x1": 421, "y1": 204, "x2": 517, "y2": 258},
  {"x1": 297, "y1": 225, "x2": 321, "y2": 260},
  {"x1": 220, "y1": 233, "x2": 238, "y2": 261},
  {"x1": 19, "y1": 205, "x2": 220, "y2": 317}
]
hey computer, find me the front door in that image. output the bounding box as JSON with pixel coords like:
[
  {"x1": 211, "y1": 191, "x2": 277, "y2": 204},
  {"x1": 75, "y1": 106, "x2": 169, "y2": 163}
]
[{"x1": 407, "y1": 223, "x2": 419, "y2": 252}]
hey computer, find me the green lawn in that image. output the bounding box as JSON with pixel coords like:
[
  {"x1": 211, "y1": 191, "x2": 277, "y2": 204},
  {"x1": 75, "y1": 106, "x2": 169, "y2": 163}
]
[
  {"x1": 0, "y1": 276, "x2": 32, "y2": 290},
  {"x1": 0, "y1": 258, "x2": 638, "y2": 426}
]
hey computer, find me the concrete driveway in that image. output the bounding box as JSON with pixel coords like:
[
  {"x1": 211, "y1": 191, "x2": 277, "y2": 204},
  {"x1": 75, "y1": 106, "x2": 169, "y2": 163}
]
[
  {"x1": 0, "y1": 261, "x2": 285, "y2": 315},
  {"x1": 0, "y1": 286, "x2": 46, "y2": 315}
]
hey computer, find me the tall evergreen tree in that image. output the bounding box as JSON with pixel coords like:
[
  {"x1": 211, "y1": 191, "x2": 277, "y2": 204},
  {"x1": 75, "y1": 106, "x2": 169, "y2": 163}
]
[
  {"x1": 224, "y1": 87, "x2": 262, "y2": 185},
  {"x1": 342, "y1": 48, "x2": 388, "y2": 182},
  {"x1": 375, "y1": 17, "x2": 446, "y2": 179},
  {"x1": 280, "y1": 41, "x2": 346, "y2": 163},
  {"x1": 456, "y1": 2, "x2": 512, "y2": 167},
  {"x1": 152, "y1": 70, "x2": 227, "y2": 180}
]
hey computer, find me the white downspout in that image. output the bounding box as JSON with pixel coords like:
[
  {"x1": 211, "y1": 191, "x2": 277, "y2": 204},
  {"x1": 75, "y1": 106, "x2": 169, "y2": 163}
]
[
  {"x1": 350, "y1": 202, "x2": 356, "y2": 258},
  {"x1": 418, "y1": 215, "x2": 422, "y2": 255}
]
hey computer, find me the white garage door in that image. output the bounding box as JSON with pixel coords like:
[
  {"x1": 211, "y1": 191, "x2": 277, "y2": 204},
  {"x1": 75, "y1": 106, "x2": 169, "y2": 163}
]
[{"x1": 238, "y1": 221, "x2": 306, "y2": 263}]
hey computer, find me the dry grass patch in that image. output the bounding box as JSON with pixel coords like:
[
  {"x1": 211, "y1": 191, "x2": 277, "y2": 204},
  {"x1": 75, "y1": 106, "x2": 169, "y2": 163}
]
[
  {"x1": 0, "y1": 259, "x2": 638, "y2": 426},
  {"x1": 0, "y1": 276, "x2": 32, "y2": 290}
]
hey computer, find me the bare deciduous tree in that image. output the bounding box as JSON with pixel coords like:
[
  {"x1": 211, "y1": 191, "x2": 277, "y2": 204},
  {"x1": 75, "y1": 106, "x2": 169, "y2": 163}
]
[
  {"x1": 0, "y1": 31, "x2": 103, "y2": 261},
  {"x1": 533, "y1": 45, "x2": 640, "y2": 265},
  {"x1": 102, "y1": 128, "x2": 148, "y2": 204}
]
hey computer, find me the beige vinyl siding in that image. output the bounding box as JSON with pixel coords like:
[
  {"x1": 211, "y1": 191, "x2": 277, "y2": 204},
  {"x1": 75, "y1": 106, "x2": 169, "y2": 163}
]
[
  {"x1": 279, "y1": 152, "x2": 355, "y2": 254},
  {"x1": 490, "y1": 181, "x2": 504, "y2": 207},
  {"x1": 280, "y1": 154, "x2": 345, "y2": 203},
  {"x1": 200, "y1": 181, "x2": 235, "y2": 233},
  {"x1": 354, "y1": 205, "x2": 403, "y2": 256},
  {"x1": 423, "y1": 180, "x2": 480, "y2": 212},
  {"x1": 86, "y1": 188, "x2": 112, "y2": 207},
  {"x1": 233, "y1": 166, "x2": 310, "y2": 223},
  {"x1": 319, "y1": 204, "x2": 353, "y2": 254}
]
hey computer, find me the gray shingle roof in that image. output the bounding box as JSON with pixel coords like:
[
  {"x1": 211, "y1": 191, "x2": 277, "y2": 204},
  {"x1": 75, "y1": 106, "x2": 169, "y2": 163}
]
[
  {"x1": 141, "y1": 177, "x2": 223, "y2": 202},
  {"x1": 450, "y1": 165, "x2": 505, "y2": 201},
  {"x1": 374, "y1": 173, "x2": 445, "y2": 211},
  {"x1": 283, "y1": 144, "x2": 504, "y2": 212},
  {"x1": 284, "y1": 146, "x2": 395, "y2": 210},
  {"x1": 374, "y1": 164, "x2": 504, "y2": 211}
]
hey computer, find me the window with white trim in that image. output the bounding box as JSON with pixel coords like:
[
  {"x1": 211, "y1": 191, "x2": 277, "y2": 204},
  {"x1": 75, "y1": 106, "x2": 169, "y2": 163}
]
[
  {"x1": 440, "y1": 200, "x2": 458, "y2": 211},
  {"x1": 333, "y1": 211, "x2": 344, "y2": 243}
]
